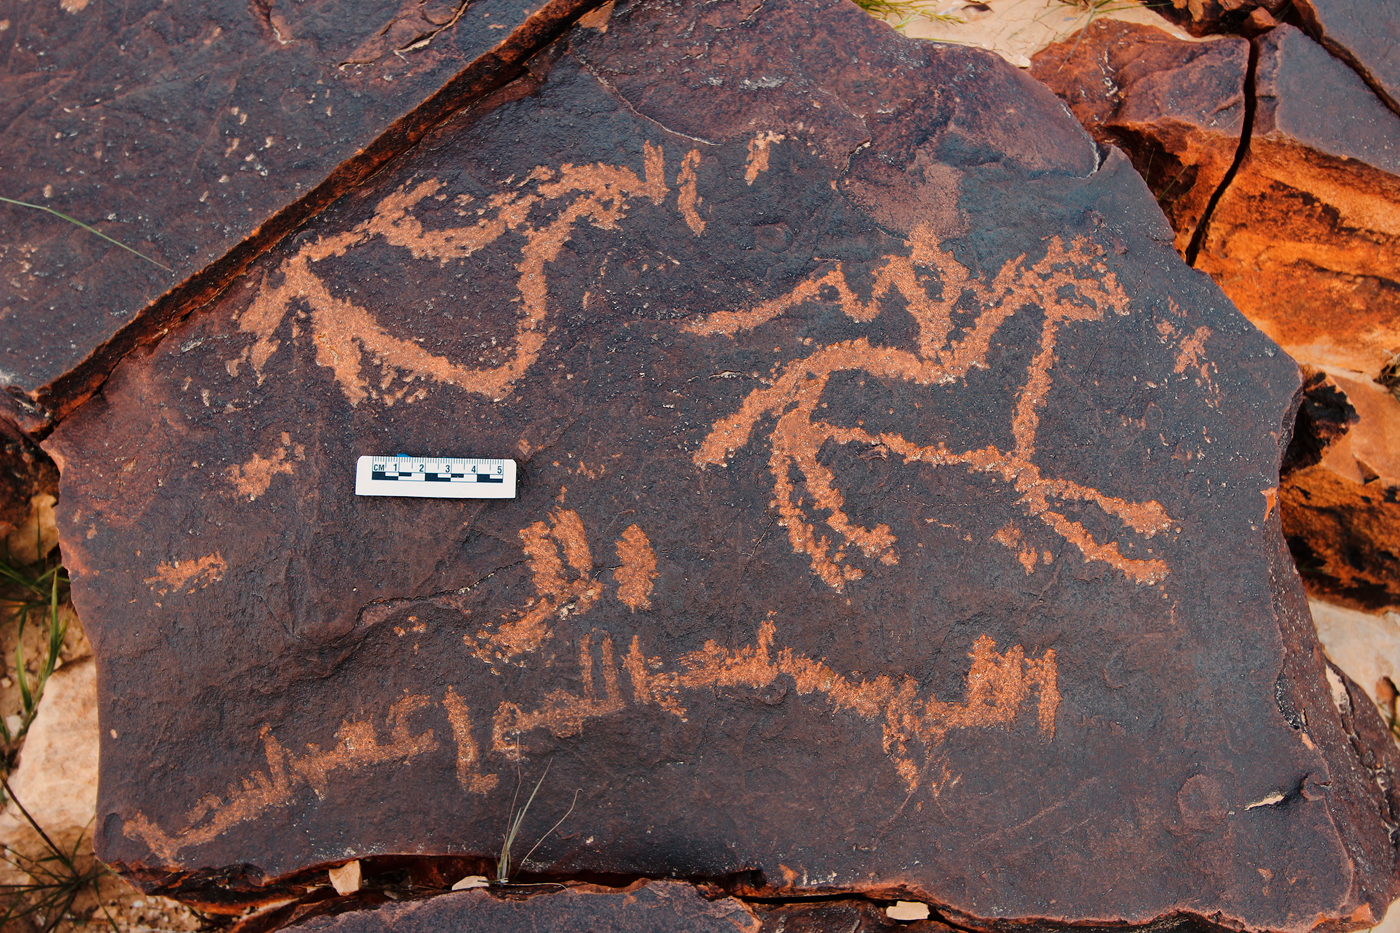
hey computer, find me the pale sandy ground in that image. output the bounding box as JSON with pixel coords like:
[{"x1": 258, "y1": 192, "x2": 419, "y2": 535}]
[{"x1": 865, "y1": 0, "x2": 1194, "y2": 68}]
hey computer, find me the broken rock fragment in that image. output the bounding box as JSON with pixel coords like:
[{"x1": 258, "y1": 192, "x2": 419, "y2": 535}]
[
  {"x1": 1283, "y1": 370, "x2": 1400, "y2": 609},
  {"x1": 1154, "y1": 0, "x2": 1290, "y2": 35},
  {"x1": 1030, "y1": 20, "x2": 1248, "y2": 256},
  {"x1": 43, "y1": 0, "x2": 1400, "y2": 928},
  {"x1": 1295, "y1": 0, "x2": 1400, "y2": 117}
]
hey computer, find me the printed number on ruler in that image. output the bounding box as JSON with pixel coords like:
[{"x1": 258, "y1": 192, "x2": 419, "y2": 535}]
[{"x1": 355, "y1": 456, "x2": 517, "y2": 499}]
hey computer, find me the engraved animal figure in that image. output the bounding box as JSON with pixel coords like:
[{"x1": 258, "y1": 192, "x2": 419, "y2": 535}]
[
  {"x1": 689, "y1": 226, "x2": 1172, "y2": 590},
  {"x1": 234, "y1": 138, "x2": 1170, "y2": 590},
  {"x1": 236, "y1": 145, "x2": 670, "y2": 405}
]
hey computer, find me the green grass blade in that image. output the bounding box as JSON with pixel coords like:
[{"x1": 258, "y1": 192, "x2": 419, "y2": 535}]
[{"x1": 0, "y1": 195, "x2": 173, "y2": 272}]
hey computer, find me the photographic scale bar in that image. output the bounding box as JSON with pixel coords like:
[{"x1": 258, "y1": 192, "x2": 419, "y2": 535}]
[{"x1": 355, "y1": 455, "x2": 517, "y2": 499}]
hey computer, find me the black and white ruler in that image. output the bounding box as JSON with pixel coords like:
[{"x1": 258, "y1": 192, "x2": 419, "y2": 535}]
[{"x1": 355, "y1": 455, "x2": 517, "y2": 499}]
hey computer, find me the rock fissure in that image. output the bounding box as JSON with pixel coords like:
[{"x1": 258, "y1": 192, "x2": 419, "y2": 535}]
[{"x1": 1184, "y1": 36, "x2": 1259, "y2": 267}]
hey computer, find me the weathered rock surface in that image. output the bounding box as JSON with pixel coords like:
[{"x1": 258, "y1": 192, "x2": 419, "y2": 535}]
[
  {"x1": 280, "y1": 882, "x2": 952, "y2": 933},
  {"x1": 1032, "y1": 21, "x2": 1400, "y2": 611},
  {"x1": 0, "y1": 0, "x2": 601, "y2": 418},
  {"x1": 1194, "y1": 24, "x2": 1400, "y2": 378},
  {"x1": 1295, "y1": 0, "x2": 1400, "y2": 117},
  {"x1": 1030, "y1": 20, "x2": 1248, "y2": 256},
  {"x1": 43, "y1": 0, "x2": 1400, "y2": 928}
]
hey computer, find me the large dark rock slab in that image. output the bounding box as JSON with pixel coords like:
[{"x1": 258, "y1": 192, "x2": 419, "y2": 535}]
[
  {"x1": 44, "y1": 0, "x2": 1400, "y2": 928},
  {"x1": 0, "y1": 0, "x2": 601, "y2": 418},
  {"x1": 1029, "y1": 20, "x2": 1248, "y2": 257}
]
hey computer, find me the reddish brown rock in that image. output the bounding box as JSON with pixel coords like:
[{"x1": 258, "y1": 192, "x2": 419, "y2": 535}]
[
  {"x1": 278, "y1": 882, "x2": 949, "y2": 933},
  {"x1": 1193, "y1": 24, "x2": 1400, "y2": 378},
  {"x1": 1295, "y1": 0, "x2": 1400, "y2": 117},
  {"x1": 1280, "y1": 368, "x2": 1359, "y2": 476},
  {"x1": 1283, "y1": 370, "x2": 1400, "y2": 610},
  {"x1": 1030, "y1": 20, "x2": 1248, "y2": 257},
  {"x1": 1155, "y1": 0, "x2": 1288, "y2": 36},
  {"x1": 0, "y1": 0, "x2": 602, "y2": 418},
  {"x1": 42, "y1": 0, "x2": 1400, "y2": 928}
]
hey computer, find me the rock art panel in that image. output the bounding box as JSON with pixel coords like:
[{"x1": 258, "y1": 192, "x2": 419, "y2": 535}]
[
  {"x1": 0, "y1": 0, "x2": 603, "y2": 414},
  {"x1": 44, "y1": 0, "x2": 1400, "y2": 929},
  {"x1": 1030, "y1": 21, "x2": 1248, "y2": 257}
]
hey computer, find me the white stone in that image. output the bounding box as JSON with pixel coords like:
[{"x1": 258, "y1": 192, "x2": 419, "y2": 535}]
[
  {"x1": 328, "y1": 860, "x2": 362, "y2": 894},
  {"x1": 1311, "y1": 600, "x2": 1400, "y2": 711},
  {"x1": 887, "y1": 901, "x2": 931, "y2": 921}
]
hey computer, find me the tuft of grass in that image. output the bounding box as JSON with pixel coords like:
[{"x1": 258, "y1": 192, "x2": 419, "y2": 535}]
[
  {"x1": 0, "y1": 196, "x2": 172, "y2": 272},
  {"x1": 0, "y1": 778, "x2": 117, "y2": 933},
  {"x1": 852, "y1": 0, "x2": 966, "y2": 27},
  {"x1": 0, "y1": 552, "x2": 69, "y2": 753},
  {"x1": 494, "y1": 761, "x2": 578, "y2": 886}
]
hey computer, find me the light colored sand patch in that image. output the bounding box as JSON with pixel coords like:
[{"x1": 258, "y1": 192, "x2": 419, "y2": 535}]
[
  {"x1": 874, "y1": 0, "x2": 1193, "y2": 68},
  {"x1": 1311, "y1": 599, "x2": 1400, "y2": 713}
]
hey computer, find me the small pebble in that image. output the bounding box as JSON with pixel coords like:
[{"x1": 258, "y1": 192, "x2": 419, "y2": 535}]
[{"x1": 887, "y1": 901, "x2": 930, "y2": 922}]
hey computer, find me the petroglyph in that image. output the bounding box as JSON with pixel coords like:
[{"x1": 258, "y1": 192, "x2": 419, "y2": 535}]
[
  {"x1": 614, "y1": 523, "x2": 657, "y2": 611},
  {"x1": 227, "y1": 432, "x2": 305, "y2": 500},
  {"x1": 232, "y1": 139, "x2": 1175, "y2": 593},
  {"x1": 144, "y1": 552, "x2": 227, "y2": 595},
  {"x1": 235, "y1": 144, "x2": 672, "y2": 406},
  {"x1": 691, "y1": 228, "x2": 1173, "y2": 590},
  {"x1": 122, "y1": 610, "x2": 1056, "y2": 860},
  {"x1": 123, "y1": 694, "x2": 438, "y2": 862},
  {"x1": 502, "y1": 618, "x2": 1059, "y2": 792},
  {"x1": 443, "y1": 687, "x2": 501, "y2": 795},
  {"x1": 469, "y1": 508, "x2": 600, "y2": 662},
  {"x1": 745, "y1": 132, "x2": 785, "y2": 185},
  {"x1": 493, "y1": 631, "x2": 628, "y2": 755}
]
